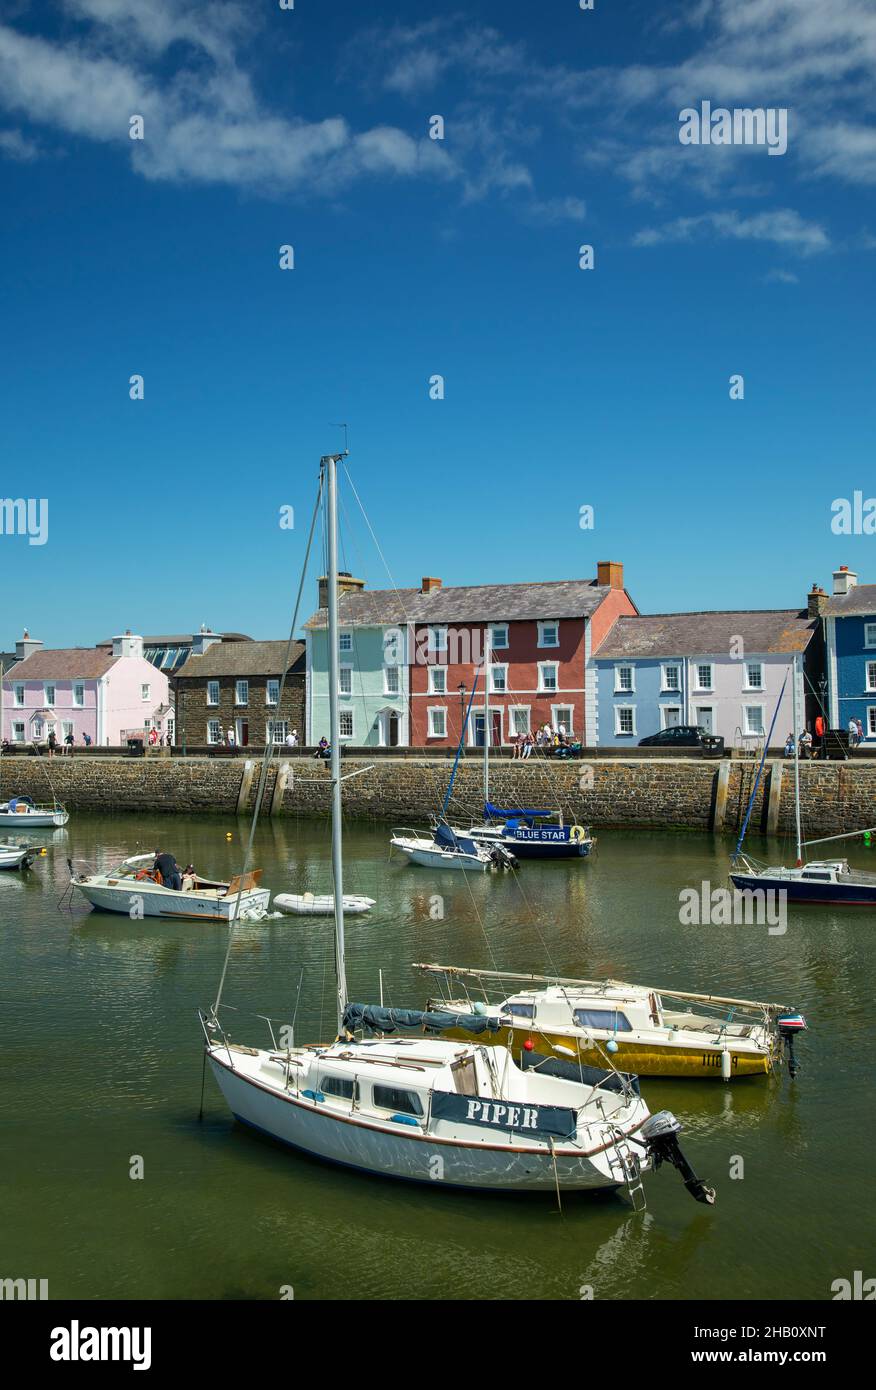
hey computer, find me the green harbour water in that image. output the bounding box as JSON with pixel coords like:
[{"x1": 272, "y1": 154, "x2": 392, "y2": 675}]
[{"x1": 3, "y1": 812, "x2": 874, "y2": 1302}]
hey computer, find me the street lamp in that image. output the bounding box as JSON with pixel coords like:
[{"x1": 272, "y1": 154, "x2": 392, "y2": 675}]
[{"x1": 458, "y1": 682, "x2": 467, "y2": 756}]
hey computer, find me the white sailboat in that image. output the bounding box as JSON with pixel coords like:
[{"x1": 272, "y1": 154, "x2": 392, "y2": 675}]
[
  {"x1": 389, "y1": 665, "x2": 515, "y2": 871},
  {"x1": 202, "y1": 450, "x2": 715, "y2": 1205},
  {"x1": 0, "y1": 663, "x2": 69, "y2": 827},
  {"x1": 730, "y1": 654, "x2": 876, "y2": 905}
]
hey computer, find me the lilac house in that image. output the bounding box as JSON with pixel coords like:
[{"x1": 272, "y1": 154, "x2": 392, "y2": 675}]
[
  {"x1": 593, "y1": 602, "x2": 823, "y2": 749},
  {"x1": 1, "y1": 631, "x2": 171, "y2": 747}
]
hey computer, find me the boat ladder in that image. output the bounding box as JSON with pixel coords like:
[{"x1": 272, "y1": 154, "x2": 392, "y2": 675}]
[{"x1": 610, "y1": 1128, "x2": 647, "y2": 1211}]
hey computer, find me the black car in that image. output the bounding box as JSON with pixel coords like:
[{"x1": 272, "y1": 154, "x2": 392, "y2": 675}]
[{"x1": 638, "y1": 725, "x2": 724, "y2": 756}]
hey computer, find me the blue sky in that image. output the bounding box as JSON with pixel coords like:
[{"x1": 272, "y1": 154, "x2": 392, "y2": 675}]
[{"x1": 1, "y1": 0, "x2": 875, "y2": 646}]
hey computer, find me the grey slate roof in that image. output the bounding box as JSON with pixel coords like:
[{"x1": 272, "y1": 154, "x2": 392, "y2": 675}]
[
  {"x1": 175, "y1": 639, "x2": 305, "y2": 679},
  {"x1": 595, "y1": 610, "x2": 817, "y2": 660},
  {"x1": 823, "y1": 585, "x2": 876, "y2": 617},
  {"x1": 96, "y1": 632, "x2": 253, "y2": 647},
  {"x1": 305, "y1": 579, "x2": 614, "y2": 629}
]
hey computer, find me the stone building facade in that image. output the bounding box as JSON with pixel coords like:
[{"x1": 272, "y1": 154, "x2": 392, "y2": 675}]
[{"x1": 173, "y1": 639, "x2": 305, "y2": 748}]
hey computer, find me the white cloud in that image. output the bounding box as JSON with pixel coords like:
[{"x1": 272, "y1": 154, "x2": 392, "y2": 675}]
[
  {"x1": 763, "y1": 268, "x2": 800, "y2": 283},
  {"x1": 0, "y1": 126, "x2": 40, "y2": 161},
  {"x1": 0, "y1": 9, "x2": 457, "y2": 196},
  {"x1": 633, "y1": 208, "x2": 829, "y2": 255}
]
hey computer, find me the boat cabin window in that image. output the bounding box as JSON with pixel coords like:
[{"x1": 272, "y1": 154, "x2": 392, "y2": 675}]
[
  {"x1": 801, "y1": 871, "x2": 832, "y2": 881},
  {"x1": 320, "y1": 1074, "x2": 358, "y2": 1101},
  {"x1": 505, "y1": 1002, "x2": 534, "y2": 1020},
  {"x1": 450, "y1": 1057, "x2": 479, "y2": 1096},
  {"x1": 573, "y1": 1009, "x2": 632, "y2": 1031},
  {"x1": 372, "y1": 1085, "x2": 424, "y2": 1116}
]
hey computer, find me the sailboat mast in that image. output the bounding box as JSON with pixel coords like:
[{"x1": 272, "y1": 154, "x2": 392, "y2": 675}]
[
  {"x1": 792, "y1": 651, "x2": 803, "y2": 865},
  {"x1": 323, "y1": 450, "x2": 350, "y2": 1032}
]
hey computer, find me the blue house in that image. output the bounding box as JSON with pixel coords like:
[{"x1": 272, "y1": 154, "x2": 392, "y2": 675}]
[{"x1": 824, "y1": 567, "x2": 876, "y2": 742}]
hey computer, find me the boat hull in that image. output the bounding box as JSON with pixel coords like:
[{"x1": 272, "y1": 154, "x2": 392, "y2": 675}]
[
  {"x1": 468, "y1": 827, "x2": 592, "y2": 859},
  {"x1": 0, "y1": 811, "x2": 68, "y2": 828},
  {"x1": 207, "y1": 1051, "x2": 641, "y2": 1192},
  {"x1": 730, "y1": 870, "x2": 876, "y2": 906},
  {"x1": 73, "y1": 882, "x2": 272, "y2": 921},
  {"x1": 439, "y1": 1024, "x2": 771, "y2": 1078},
  {"x1": 0, "y1": 846, "x2": 34, "y2": 870}
]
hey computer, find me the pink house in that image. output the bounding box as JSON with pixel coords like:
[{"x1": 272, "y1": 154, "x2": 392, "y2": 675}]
[{"x1": 1, "y1": 631, "x2": 170, "y2": 747}]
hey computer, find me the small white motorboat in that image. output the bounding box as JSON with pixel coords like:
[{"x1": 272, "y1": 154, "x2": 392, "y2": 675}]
[
  {"x1": 0, "y1": 841, "x2": 37, "y2": 870},
  {"x1": 391, "y1": 822, "x2": 515, "y2": 871},
  {"x1": 0, "y1": 796, "x2": 69, "y2": 828},
  {"x1": 274, "y1": 892, "x2": 376, "y2": 916},
  {"x1": 71, "y1": 853, "x2": 271, "y2": 922}
]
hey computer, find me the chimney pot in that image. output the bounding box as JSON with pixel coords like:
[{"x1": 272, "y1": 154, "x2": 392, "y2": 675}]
[{"x1": 421, "y1": 576, "x2": 442, "y2": 594}]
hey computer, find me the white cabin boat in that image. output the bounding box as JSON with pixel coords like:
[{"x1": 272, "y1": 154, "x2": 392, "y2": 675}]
[
  {"x1": 206, "y1": 1027, "x2": 669, "y2": 1195},
  {"x1": 0, "y1": 796, "x2": 68, "y2": 828},
  {"x1": 72, "y1": 853, "x2": 271, "y2": 922}
]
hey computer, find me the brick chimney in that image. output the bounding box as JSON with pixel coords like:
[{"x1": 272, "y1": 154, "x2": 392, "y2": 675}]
[
  {"x1": 318, "y1": 572, "x2": 366, "y2": 609},
  {"x1": 421, "y1": 576, "x2": 442, "y2": 594},
  {"x1": 597, "y1": 560, "x2": 624, "y2": 590},
  {"x1": 15, "y1": 629, "x2": 43, "y2": 662},
  {"x1": 807, "y1": 584, "x2": 829, "y2": 617},
  {"x1": 832, "y1": 566, "x2": 858, "y2": 596}
]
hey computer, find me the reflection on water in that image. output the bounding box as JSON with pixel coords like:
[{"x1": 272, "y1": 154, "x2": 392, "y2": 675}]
[{"x1": 2, "y1": 812, "x2": 874, "y2": 1300}]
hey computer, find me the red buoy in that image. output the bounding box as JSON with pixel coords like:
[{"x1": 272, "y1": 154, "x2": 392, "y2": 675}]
[{"x1": 524, "y1": 1038, "x2": 534, "y2": 1051}]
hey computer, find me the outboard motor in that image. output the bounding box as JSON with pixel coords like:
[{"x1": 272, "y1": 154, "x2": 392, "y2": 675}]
[
  {"x1": 489, "y1": 844, "x2": 516, "y2": 871},
  {"x1": 641, "y1": 1110, "x2": 716, "y2": 1205},
  {"x1": 777, "y1": 1012, "x2": 807, "y2": 1079}
]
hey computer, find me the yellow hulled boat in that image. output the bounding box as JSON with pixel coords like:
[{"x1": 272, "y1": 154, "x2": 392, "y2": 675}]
[{"x1": 417, "y1": 963, "x2": 806, "y2": 1080}]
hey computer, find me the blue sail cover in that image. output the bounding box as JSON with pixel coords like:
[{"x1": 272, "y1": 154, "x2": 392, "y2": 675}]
[
  {"x1": 434, "y1": 821, "x2": 479, "y2": 855},
  {"x1": 343, "y1": 1003, "x2": 501, "y2": 1036},
  {"x1": 484, "y1": 802, "x2": 552, "y2": 821}
]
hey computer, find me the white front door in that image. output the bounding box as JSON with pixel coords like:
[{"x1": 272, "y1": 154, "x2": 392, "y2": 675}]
[
  {"x1": 695, "y1": 706, "x2": 714, "y2": 734},
  {"x1": 663, "y1": 705, "x2": 682, "y2": 728}
]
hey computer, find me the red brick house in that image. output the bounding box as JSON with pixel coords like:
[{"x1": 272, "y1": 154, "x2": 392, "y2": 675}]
[{"x1": 408, "y1": 562, "x2": 636, "y2": 747}]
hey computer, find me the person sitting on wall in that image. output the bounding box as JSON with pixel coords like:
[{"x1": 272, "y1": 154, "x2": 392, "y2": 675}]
[
  {"x1": 153, "y1": 848, "x2": 182, "y2": 890},
  {"x1": 798, "y1": 729, "x2": 813, "y2": 760},
  {"x1": 784, "y1": 733, "x2": 795, "y2": 757},
  {"x1": 313, "y1": 736, "x2": 330, "y2": 760}
]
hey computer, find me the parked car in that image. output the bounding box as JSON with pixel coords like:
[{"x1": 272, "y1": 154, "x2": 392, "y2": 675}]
[{"x1": 638, "y1": 725, "x2": 724, "y2": 756}]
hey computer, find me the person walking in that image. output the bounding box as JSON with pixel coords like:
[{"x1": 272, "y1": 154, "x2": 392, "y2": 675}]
[
  {"x1": 47, "y1": 729, "x2": 57, "y2": 758},
  {"x1": 856, "y1": 717, "x2": 865, "y2": 746},
  {"x1": 64, "y1": 730, "x2": 75, "y2": 756},
  {"x1": 848, "y1": 717, "x2": 859, "y2": 749}
]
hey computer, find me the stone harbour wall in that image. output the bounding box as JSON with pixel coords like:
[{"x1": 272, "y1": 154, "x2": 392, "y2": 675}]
[{"x1": 3, "y1": 752, "x2": 876, "y2": 838}]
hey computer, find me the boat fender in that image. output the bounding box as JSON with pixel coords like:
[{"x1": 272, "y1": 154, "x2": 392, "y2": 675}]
[
  {"x1": 390, "y1": 1113, "x2": 419, "y2": 1126},
  {"x1": 640, "y1": 1110, "x2": 716, "y2": 1206},
  {"x1": 301, "y1": 1089, "x2": 326, "y2": 1103},
  {"x1": 721, "y1": 1048, "x2": 732, "y2": 1081},
  {"x1": 606, "y1": 1040, "x2": 618, "y2": 1054}
]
